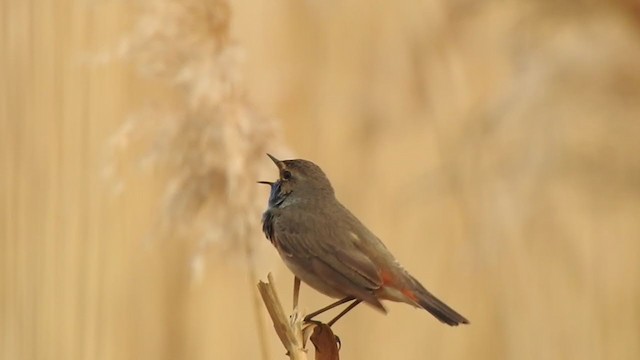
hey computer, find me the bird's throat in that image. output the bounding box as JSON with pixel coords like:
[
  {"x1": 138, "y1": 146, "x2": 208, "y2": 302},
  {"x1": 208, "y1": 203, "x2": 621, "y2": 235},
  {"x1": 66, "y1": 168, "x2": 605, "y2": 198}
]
[{"x1": 267, "y1": 181, "x2": 289, "y2": 208}]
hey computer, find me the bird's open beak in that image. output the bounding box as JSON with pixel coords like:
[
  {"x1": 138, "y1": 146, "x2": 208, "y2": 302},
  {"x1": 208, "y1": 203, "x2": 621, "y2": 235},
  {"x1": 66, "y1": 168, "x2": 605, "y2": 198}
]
[
  {"x1": 258, "y1": 154, "x2": 285, "y2": 185},
  {"x1": 266, "y1": 153, "x2": 285, "y2": 170}
]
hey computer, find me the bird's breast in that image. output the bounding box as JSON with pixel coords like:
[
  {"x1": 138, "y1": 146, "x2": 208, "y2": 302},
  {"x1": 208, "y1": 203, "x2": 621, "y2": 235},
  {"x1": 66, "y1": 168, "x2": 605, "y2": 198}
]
[{"x1": 261, "y1": 210, "x2": 276, "y2": 244}]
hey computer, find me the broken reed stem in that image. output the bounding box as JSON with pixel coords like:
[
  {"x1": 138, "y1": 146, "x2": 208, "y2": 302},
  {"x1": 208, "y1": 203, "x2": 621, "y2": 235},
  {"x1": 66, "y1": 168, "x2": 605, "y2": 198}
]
[{"x1": 257, "y1": 273, "x2": 308, "y2": 360}]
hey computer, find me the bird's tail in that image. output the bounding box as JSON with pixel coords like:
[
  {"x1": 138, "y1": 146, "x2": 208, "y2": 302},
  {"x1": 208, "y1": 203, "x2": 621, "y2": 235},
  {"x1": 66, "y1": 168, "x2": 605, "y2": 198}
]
[{"x1": 409, "y1": 275, "x2": 469, "y2": 326}]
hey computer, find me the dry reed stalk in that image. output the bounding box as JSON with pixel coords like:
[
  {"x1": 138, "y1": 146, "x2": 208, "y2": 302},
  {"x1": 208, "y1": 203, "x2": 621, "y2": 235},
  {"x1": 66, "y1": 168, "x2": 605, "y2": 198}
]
[
  {"x1": 257, "y1": 274, "x2": 341, "y2": 360},
  {"x1": 257, "y1": 274, "x2": 308, "y2": 360}
]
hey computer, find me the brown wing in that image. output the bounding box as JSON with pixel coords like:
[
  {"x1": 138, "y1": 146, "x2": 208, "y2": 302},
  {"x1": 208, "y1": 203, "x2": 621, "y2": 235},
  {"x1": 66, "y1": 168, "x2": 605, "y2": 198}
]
[{"x1": 272, "y1": 207, "x2": 385, "y2": 311}]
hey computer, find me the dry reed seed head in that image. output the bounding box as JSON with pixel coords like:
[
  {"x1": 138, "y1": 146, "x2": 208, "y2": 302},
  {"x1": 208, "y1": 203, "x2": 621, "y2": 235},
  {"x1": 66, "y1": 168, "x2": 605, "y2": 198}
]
[
  {"x1": 129, "y1": 0, "x2": 243, "y2": 106},
  {"x1": 111, "y1": 0, "x2": 287, "y2": 271}
]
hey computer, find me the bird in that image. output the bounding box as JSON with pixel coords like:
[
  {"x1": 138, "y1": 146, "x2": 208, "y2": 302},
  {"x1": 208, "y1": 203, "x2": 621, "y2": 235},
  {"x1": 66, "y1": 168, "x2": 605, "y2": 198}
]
[{"x1": 259, "y1": 154, "x2": 469, "y2": 327}]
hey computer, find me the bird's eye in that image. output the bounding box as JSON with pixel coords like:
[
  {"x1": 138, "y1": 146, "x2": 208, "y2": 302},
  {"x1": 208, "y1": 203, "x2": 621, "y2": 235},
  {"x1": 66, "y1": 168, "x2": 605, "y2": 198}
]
[{"x1": 282, "y1": 170, "x2": 292, "y2": 180}]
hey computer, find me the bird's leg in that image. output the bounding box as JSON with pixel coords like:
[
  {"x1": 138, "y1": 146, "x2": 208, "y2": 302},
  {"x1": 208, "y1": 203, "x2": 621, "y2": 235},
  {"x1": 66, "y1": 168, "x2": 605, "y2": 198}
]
[
  {"x1": 327, "y1": 299, "x2": 362, "y2": 327},
  {"x1": 304, "y1": 296, "x2": 356, "y2": 322},
  {"x1": 293, "y1": 276, "x2": 301, "y2": 310}
]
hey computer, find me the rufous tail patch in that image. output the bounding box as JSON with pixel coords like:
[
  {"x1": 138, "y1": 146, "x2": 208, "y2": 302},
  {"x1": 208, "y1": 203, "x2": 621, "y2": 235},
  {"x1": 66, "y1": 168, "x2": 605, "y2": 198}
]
[
  {"x1": 402, "y1": 288, "x2": 419, "y2": 302},
  {"x1": 380, "y1": 269, "x2": 395, "y2": 285}
]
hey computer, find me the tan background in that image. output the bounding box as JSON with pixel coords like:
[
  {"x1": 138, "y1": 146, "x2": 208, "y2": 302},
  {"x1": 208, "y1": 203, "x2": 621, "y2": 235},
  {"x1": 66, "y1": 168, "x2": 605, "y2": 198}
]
[{"x1": 2, "y1": 0, "x2": 640, "y2": 359}]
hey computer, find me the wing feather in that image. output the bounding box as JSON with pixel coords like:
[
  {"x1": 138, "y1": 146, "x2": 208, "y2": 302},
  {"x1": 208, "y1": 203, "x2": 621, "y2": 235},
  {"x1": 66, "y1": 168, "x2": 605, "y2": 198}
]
[{"x1": 271, "y1": 205, "x2": 384, "y2": 308}]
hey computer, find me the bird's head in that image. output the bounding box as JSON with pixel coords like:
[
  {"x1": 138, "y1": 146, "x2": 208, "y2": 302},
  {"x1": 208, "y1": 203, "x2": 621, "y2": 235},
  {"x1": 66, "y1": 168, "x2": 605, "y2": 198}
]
[{"x1": 258, "y1": 154, "x2": 334, "y2": 208}]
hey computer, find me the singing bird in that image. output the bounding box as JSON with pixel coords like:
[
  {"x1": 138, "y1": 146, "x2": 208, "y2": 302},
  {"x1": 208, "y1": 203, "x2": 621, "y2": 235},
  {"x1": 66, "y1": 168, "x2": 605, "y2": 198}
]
[{"x1": 259, "y1": 154, "x2": 469, "y2": 326}]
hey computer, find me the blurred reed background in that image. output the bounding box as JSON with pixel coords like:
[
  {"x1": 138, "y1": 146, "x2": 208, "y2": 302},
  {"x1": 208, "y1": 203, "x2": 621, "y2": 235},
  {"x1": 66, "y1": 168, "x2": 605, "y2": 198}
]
[{"x1": 2, "y1": 0, "x2": 640, "y2": 359}]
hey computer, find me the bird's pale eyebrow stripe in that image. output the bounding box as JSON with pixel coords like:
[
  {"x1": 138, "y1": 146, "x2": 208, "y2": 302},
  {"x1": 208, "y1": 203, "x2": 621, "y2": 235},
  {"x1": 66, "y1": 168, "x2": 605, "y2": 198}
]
[{"x1": 348, "y1": 231, "x2": 359, "y2": 240}]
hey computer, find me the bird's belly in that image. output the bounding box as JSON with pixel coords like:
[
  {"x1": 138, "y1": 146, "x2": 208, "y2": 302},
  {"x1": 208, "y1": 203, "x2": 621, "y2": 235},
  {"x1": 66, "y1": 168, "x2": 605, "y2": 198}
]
[{"x1": 279, "y1": 255, "x2": 345, "y2": 299}]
